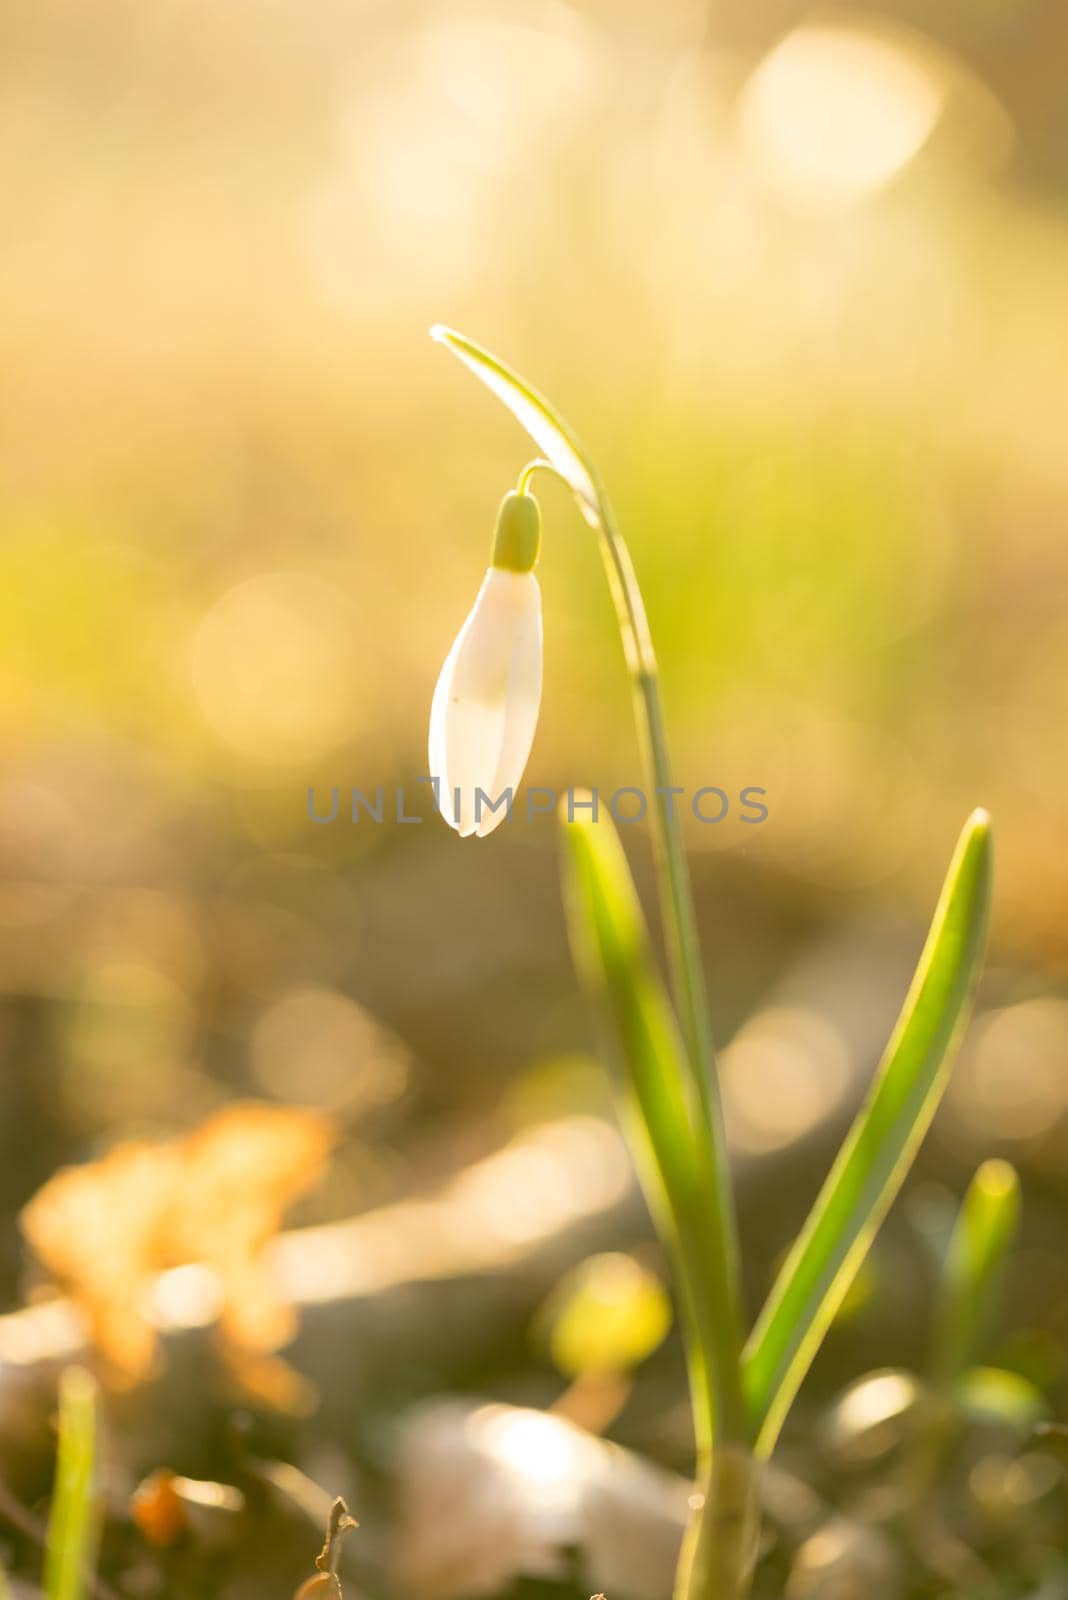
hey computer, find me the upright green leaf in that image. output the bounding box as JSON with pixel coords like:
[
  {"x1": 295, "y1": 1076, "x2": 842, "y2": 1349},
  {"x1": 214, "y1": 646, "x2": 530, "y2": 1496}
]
[
  {"x1": 430, "y1": 325, "x2": 601, "y2": 521},
  {"x1": 44, "y1": 1367, "x2": 99, "y2": 1600},
  {"x1": 931, "y1": 1158, "x2": 1020, "y2": 1387},
  {"x1": 744, "y1": 810, "x2": 993, "y2": 1454},
  {"x1": 560, "y1": 797, "x2": 747, "y2": 1449}
]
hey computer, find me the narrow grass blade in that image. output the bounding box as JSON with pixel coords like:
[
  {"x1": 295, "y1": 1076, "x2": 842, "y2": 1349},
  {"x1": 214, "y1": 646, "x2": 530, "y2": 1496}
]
[
  {"x1": 44, "y1": 1368, "x2": 99, "y2": 1600},
  {"x1": 931, "y1": 1158, "x2": 1020, "y2": 1386},
  {"x1": 744, "y1": 810, "x2": 993, "y2": 1454},
  {"x1": 429, "y1": 325, "x2": 601, "y2": 520},
  {"x1": 560, "y1": 798, "x2": 746, "y2": 1448}
]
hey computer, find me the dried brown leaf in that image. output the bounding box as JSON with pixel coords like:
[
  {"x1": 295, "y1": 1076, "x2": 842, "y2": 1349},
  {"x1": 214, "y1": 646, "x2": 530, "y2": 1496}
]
[{"x1": 21, "y1": 1103, "x2": 333, "y2": 1399}]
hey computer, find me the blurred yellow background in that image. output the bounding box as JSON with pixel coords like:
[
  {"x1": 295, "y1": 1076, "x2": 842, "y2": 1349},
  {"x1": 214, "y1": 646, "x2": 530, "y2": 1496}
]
[{"x1": 2, "y1": 2, "x2": 1065, "y2": 913}]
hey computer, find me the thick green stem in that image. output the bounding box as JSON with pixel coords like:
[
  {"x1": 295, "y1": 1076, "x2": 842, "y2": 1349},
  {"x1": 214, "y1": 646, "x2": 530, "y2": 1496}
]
[{"x1": 678, "y1": 1447, "x2": 762, "y2": 1600}]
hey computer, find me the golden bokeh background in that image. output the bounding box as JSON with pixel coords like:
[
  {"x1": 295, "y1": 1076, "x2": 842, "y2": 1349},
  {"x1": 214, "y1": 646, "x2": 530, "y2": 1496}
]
[{"x1": 0, "y1": 2, "x2": 1066, "y2": 1593}]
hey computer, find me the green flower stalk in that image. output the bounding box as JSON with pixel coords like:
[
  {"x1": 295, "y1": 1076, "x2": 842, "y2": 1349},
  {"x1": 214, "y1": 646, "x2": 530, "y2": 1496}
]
[
  {"x1": 44, "y1": 1368, "x2": 99, "y2": 1600},
  {"x1": 429, "y1": 325, "x2": 994, "y2": 1600}
]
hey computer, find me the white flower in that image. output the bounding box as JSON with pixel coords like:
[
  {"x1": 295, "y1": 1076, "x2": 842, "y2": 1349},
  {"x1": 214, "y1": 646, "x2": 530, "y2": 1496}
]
[{"x1": 429, "y1": 492, "x2": 543, "y2": 838}]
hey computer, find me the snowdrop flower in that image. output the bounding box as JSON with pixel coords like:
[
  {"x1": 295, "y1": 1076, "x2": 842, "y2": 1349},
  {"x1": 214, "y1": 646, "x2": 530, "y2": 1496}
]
[{"x1": 429, "y1": 490, "x2": 542, "y2": 837}]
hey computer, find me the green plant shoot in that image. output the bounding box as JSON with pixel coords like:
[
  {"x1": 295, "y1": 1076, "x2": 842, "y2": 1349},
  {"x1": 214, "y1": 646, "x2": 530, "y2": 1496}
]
[{"x1": 44, "y1": 1367, "x2": 99, "y2": 1600}]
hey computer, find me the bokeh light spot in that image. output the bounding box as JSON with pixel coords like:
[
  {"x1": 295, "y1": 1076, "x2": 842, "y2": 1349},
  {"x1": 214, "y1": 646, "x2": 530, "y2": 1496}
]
[
  {"x1": 189, "y1": 572, "x2": 360, "y2": 768},
  {"x1": 738, "y1": 21, "x2": 946, "y2": 211}
]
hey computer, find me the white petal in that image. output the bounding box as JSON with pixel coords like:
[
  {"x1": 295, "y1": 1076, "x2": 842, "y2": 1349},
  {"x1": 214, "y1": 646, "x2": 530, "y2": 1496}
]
[
  {"x1": 427, "y1": 570, "x2": 542, "y2": 837},
  {"x1": 476, "y1": 586, "x2": 541, "y2": 836}
]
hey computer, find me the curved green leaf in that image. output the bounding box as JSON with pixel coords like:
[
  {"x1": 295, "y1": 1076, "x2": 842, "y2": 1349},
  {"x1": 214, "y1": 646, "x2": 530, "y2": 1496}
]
[
  {"x1": 560, "y1": 796, "x2": 747, "y2": 1448},
  {"x1": 430, "y1": 325, "x2": 601, "y2": 521},
  {"x1": 744, "y1": 809, "x2": 993, "y2": 1454}
]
